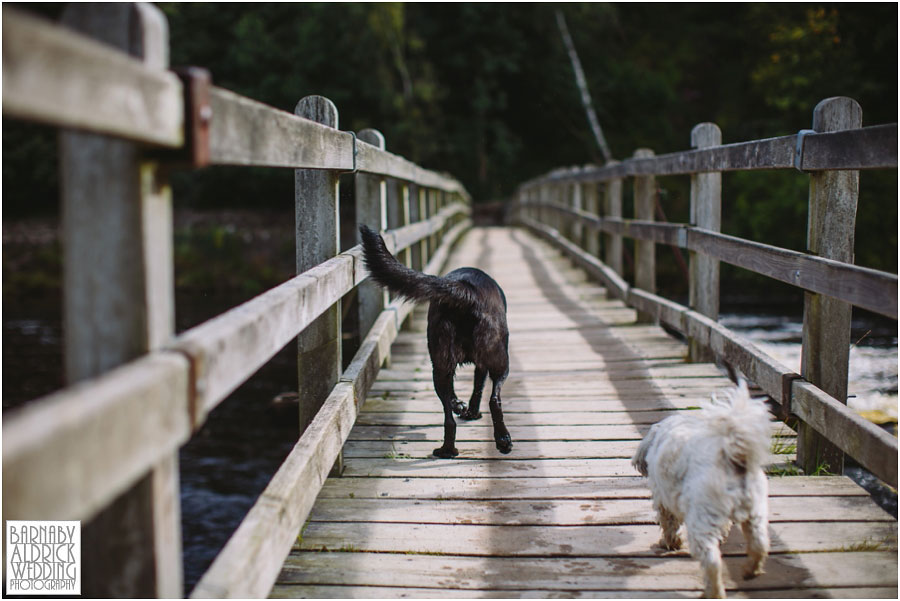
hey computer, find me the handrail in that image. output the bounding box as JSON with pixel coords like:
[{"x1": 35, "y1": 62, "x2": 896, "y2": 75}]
[
  {"x1": 0, "y1": 209, "x2": 465, "y2": 526},
  {"x1": 520, "y1": 123, "x2": 897, "y2": 187},
  {"x1": 2, "y1": 7, "x2": 184, "y2": 147},
  {"x1": 525, "y1": 200, "x2": 898, "y2": 319},
  {"x1": 511, "y1": 101, "x2": 898, "y2": 489},
  {"x1": 1, "y1": 4, "x2": 472, "y2": 598},
  {"x1": 190, "y1": 218, "x2": 469, "y2": 598}
]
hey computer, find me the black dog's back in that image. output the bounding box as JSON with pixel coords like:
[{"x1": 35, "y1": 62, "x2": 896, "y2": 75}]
[{"x1": 358, "y1": 225, "x2": 512, "y2": 458}]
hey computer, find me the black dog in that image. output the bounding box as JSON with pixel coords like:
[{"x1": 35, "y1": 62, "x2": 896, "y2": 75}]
[{"x1": 359, "y1": 225, "x2": 512, "y2": 458}]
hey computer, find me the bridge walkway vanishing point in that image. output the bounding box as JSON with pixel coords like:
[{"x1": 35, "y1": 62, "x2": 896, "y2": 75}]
[{"x1": 270, "y1": 227, "x2": 898, "y2": 599}]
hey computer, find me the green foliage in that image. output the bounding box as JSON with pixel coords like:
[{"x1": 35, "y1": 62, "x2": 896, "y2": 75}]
[{"x1": 3, "y1": 3, "x2": 896, "y2": 281}]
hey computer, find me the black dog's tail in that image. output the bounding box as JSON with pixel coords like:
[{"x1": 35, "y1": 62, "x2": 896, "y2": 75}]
[{"x1": 359, "y1": 224, "x2": 475, "y2": 310}]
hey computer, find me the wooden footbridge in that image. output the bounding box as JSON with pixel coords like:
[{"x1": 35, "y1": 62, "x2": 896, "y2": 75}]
[{"x1": 2, "y1": 5, "x2": 898, "y2": 599}]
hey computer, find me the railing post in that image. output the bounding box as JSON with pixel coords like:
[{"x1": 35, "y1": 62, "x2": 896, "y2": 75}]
[
  {"x1": 60, "y1": 3, "x2": 182, "y2": 597},
  {"x1": 418, "y1": 187, "x2": 429, "y2": 266},
  {"x1": 633, "y1": 148, "x2": 656, "y2": 321},
  {"x1": 356, "y1": 129, "x2": 388, "y2": 341},
  {"x1": 688, "y1": 123, "x2": 723, "y2": 362},
  {"x1": 798, "y1": 97, "x2": 862, "y2": 476},
  {"x1": 571, "y1": 174, "x2": 584, "y2": 246},
  {"x1": 604, "y1": 164, "x2": 623, "y2": 277},
  {"x1": 295, "y1": 95, "x2": 341, "y2": 437},
  {"x1": 583, "y1": 181, "x2": 600, "y2": 257}
]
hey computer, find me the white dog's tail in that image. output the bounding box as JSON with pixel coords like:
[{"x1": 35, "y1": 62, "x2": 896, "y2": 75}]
[
  {"x1": 707, "y1": 378, "x2": 773, "y2": 470},
  {"x1": 631, "y1": 422, "x2": 659, "y2": 476}
]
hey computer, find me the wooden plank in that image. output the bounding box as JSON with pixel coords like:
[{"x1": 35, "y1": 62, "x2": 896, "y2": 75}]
[
  {"x1": 343, "y1": 458, "x2": 645, "y2": 478},
  {"x1": 208, "y1": 87, "x2": 352, "y2": 168},
  {"x1": 801, "y1": 122, "x2": 898, "y2": 170},
  {"x1": 342, "y1": 440, "x2": 641, "y2": 459},
  {"x1": 277, "y1": 551, "x2": 898, "y2": 591},
  {"x1": 315, "y1": 475, "x2": 869, "y2": 500},
  {"x1": 1, "y1": 6, "x2": 183, "y2": 146},
  {"x1": 170, "y1": 211, "x2": 465, "y2": 419},
  {"x1": 295, "y1": 95, "x2": 343, "y2": 434},
  {"x1": 633, "y1": 148, "x2": 656, "y2": 323},
  {"x1": 520, "y1": 123, "x2": 896, "y2": 186},
  {"x1": 57, "y1": 5, "x2": 183, "y2": 596},
  {"x1": 172, "y1": 256, "x2": 357, "y2": 419},
  {"x1": 688, "y1": 123, "x2": 722, "y2": 361},
  {"x1": 272, "y1": 585, "x2": 899, "y2": 599},
  {"x1": 689, "y1": 228, "x2": 897, "y2": 319},
  {"x1": 2, "y1": 352, "x2": 190, "y2": 523},
  {"x1": 303, "y1": 497, "x2": 893, "y2": 527},
  {"x1": 792, "y1": 381, "x2": 898, "y2": 488},
  {"x1": 348, "y1": 421, "x2": 791, "y2": 441},
  {"x1": 356, "y1": 138, "x2": 467, "y2": 195},
  {"x1": 798, "y1": 97, "x2": 861, "y2": 475},
  {"x1": 355, "y1": 410, "x2": 712, "y2": 428},
  {"x1": 524, "y1": 206, "x2": 898, "y2": 319},
  {"x1": 295, "y1": 522, "x2": 896, "y2": 556},
  {"x1": 355, "y1": 128, "x2": 388, "y2": 343},
  {"x1": 191, "y1": 228, "x2": 466, "y2": 598}
]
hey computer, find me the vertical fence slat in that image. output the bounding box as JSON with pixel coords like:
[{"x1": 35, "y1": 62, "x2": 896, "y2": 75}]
[
  {"x1": 798, "y1": 97, "x2": 863, "y2": 475},
  {"x1": 355, "y1": 129, "x2": 388, "y2": 341},
  {"x1": 295, "y1": 96, "x2": 342, "y2": 437},
  {"x1": 633, "y1": 148, "x2": 656, "y2": 321},
  {"x1": 688, "y1": 123, "x2": 723, "y2": 362},
  {"x1": 583, "y1": 181, "x2": 600, "y2": 257},
  {"x1": 60, "y1": 3, "x2": 183, "y2": 597},
  {"x1": 604, "y1": 164, "x2": 624, "y2": 278}
]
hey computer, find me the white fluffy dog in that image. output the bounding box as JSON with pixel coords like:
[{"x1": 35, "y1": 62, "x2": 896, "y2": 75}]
[{"x1": 631, "y1": 379, "x2": 772, "y2": 598}]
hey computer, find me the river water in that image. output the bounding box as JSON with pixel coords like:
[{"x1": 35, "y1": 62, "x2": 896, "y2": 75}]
[{"x1": 3, "y1": 301, "x2": 896, "y2": 593}]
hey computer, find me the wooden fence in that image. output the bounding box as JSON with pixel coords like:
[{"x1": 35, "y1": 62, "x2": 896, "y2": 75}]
[
  {"x1": 511, "y1": 99, "x2": 898, "y2": 491},
  {"x1": 2, "y1": 5, "x2": 470, "y2": 598}
]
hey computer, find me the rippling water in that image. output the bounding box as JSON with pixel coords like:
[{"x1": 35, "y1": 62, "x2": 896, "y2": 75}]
[{"x1": 719, "y1": 312, "x2": 898, "y2": 420}]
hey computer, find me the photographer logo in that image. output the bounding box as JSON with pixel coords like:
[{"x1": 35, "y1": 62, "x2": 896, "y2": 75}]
[{"x1": 6, "y1": 521, "x2": 80, "y2": 595}]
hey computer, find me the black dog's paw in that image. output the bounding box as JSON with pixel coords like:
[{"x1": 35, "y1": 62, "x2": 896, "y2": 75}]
[
  {"x1": 495, "y1": 434, "x2": 513, "y2": 454},
  {"x1": 459, "y1": 408, "x2": 483, "y2": 421},
  {"x1": 432, "y1": 446, "x2": 459, "y2": 459},
  {"x1": 451, "y1": 400, "x2": 466, "y2": 416}
]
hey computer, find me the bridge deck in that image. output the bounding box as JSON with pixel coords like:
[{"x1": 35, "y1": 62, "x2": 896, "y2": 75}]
[{"x1": 270, "y1": 227, "x2": 897, "y2": 598}]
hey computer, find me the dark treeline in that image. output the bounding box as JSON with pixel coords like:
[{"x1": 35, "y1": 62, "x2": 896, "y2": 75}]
[{"x1": 3, "y1": 3, "x2": 897, "y2": 279}]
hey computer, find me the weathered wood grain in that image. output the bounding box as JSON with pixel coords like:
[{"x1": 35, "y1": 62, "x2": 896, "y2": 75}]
[
  {"x1": 314, "y1": 475, "x2": 869, "y2": 500},
  {"x1": 57, "y1": 5, "x2": 183, "y2": 596},
  {"x1": 526, "y1": 204, "x2": 896, "y2": 319},
  {"x1": 271, "y1": 585, "x2": 899, "y2": 599},
  {"x1": 298, "y1": 521, "x2": 897, "y2": 558},
  {"x1": 1, "y1": 353, "x2": 190, "y2": 523},
  {"x1": 519, "y1": 123, "x2": 897, "y2": 187},
  {"x1": 271, "y1": 227, "x2": 894, "y2": 600},
  {"x1": 277, "y1": 552, "x2": 898, "y2": 592},
  {"x1": 798, "y1": 97, "x2": 861, "y2": 475},
  {"x1": 520, "y1": 218, "x2": 897, "y2": 486},
  {"x1": 295, "y1": 95, "x2": 343, "y2": 434},
  {"x1": 688, "y1": 123, "x2": 722, "y2": 361},
  {"x1": 2, "y1": 6, "x2": 183, "y2": 146},
  {"x1": 191, "y1": 224, "x2": 468, "y2": 598}
]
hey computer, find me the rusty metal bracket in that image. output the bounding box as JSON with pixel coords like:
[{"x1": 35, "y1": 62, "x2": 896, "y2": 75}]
[
  {"x1": 172, "y1": 66, "x2": 212, "y2": 168},
  {"x1": 338, "y1": 130, "x2": 359, "y2": 174},
  {"x1": 780, "y1": 372, "x2": 804, "y2": 421},
  {"x1": 794, "y1": 129, "x2": 816, "y2": 172}
]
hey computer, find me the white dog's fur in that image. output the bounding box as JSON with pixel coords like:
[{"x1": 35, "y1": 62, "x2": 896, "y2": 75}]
[{"x1": 631, "y1": 379, "x2": 772, "y2": 598}]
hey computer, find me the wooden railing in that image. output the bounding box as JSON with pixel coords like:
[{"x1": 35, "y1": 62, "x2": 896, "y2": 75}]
[
  {"x1": 2, "y1": 5, "x2": 470, "y2": 598},
  {"x1": 511, "y1": 98, "x2": 898, "y2": 491}
]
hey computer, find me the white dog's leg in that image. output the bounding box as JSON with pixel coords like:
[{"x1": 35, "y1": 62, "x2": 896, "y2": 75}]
[
  {"x1": 657, "y1": 505, "x2": 682, "y2": 550},
  {"x1": 740, "y1": 516, "x2": 769, "y2": 579},
  {"x1": 690, "y1": 534, "x2": 725, "y2": 599}
]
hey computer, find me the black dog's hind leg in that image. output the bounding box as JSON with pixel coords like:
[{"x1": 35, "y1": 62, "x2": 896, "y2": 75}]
[
  {"x1": 457, "y1": 367, "x2": 487, "y2": 421},
  {"x1": 432, "y1": 369, "x2": 460, "y2": 458},
  {"x1": 488, "y1": 372, "x2": 512, "y2": 454}
]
